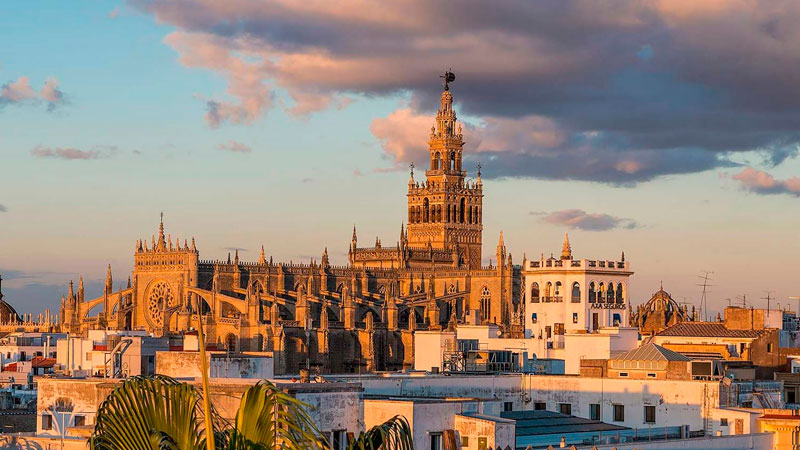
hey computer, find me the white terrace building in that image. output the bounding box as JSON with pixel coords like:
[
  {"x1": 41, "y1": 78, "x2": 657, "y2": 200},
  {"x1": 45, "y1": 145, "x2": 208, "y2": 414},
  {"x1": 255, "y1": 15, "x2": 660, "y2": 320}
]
[{"x1": 522, "y1": 235, "x2": 634, "y2": 363}]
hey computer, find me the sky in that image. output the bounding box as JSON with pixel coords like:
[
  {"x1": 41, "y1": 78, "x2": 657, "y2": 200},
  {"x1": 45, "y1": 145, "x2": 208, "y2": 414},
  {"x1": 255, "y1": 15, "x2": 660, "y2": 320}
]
[{"x1": 2, "y1": 1, "x2": 800, "y2": 318}]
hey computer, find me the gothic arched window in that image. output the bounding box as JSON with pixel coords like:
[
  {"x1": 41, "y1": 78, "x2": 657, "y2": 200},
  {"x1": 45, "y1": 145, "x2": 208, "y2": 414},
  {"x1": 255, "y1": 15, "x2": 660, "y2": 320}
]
[
  {"x1": 433, "y1": 152, "x2": 440, "y2": 170},
  {"x1": 616, "y1": 283, "x2": 624, "y2": 303},
  {"x1": 225, "y1": 333, "x2": 237, "y2": 353},
  {"x1": 607, "y1": 282, "x2": 615, "y2": 303},
  {"x1": 423, "y1": 198, "x2": 430, "y2": 223},
  {"x1": 480, "y1": 286, "x2": 491, "y2": 323},
  {"x1": 531, "y1": 282, "x2": 540, "y2": 303},
  {"x1": 572, "y1": 282, "x2": 581, "y2": 303},
  {"x1": 589, "y1": 282, "x2": 596, "y2": 302},
  {"x1": 459, "y1": 198, "x2": 466, "y2": 223}
]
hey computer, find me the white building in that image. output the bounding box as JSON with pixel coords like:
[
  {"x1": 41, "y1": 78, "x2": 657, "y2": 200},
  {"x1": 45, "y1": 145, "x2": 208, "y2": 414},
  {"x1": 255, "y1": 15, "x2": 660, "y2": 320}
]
[
  {"x1": 0, "y1": 332, "x2": 64, "y2": 366},
  {"x1": 522, "y1": 235, "x2": 635, "y2": 362}
]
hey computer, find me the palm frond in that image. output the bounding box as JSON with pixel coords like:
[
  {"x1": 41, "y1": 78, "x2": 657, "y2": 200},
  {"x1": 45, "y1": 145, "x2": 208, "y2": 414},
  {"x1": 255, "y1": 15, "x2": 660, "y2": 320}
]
[
  {"x1": 348, "y1": 416, "x2": 414, "y2": 450},
  {"x1": 89, "y1": 375, "x2": 206, "y2": 450},
  {"x1": 224, "y1": 380, "x2": 326, "y2": 450}
]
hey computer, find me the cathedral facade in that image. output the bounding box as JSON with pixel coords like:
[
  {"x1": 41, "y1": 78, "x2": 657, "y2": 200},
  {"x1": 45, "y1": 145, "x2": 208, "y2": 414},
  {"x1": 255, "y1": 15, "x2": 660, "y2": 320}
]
[{"x1": 9, "y1": 78, "x2": 523, "y2": 374}]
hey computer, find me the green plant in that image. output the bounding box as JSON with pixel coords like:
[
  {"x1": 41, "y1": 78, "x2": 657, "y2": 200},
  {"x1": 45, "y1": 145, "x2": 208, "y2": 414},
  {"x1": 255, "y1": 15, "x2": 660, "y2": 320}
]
[{"x1": 88, "y1": 375, "x2": 413, "y2": 450}]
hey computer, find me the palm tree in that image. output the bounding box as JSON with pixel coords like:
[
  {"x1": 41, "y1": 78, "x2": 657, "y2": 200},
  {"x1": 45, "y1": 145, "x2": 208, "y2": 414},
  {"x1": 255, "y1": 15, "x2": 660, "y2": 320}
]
[{"x1": 89, "y1": 375, "x2": 413, "y2": 450}]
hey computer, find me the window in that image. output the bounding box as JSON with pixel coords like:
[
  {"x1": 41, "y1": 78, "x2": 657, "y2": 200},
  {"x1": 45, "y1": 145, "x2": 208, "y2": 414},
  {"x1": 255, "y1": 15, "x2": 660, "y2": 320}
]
[
  {"x1": 480, "y1": 287, "x2": 491, "y2": 323},
  {"x1": 559, "y1": 403, "x2": 572, "y2": 415},
  {"x1": 461, "y1": 437, "x2": 469, "y2": 447},
  {"x1": 590, "y1": 404, "x2": 601, "y2": 421},
  {"x1": 589, "y1": 282, "x2": 596, "y2": 302},
  {"x1": 571, "y1": 282, "x2": 581, "y2": 303},
  {"x1": 74, "y1": 415, "x2": 86, "y2": 427},
  {"x1": 42, "y1": 414, "x2": 53, "y2": 430},
  {"x1": 554, "y1": 281, "x2": 562, "y2": 296},
  {"x1": 619, "y1": 372, "x2": 628, "y2": 377},
  {"x1": 613, "y1": 313, "x2": 621, "y2": 327},
  {"x1": 478, "y1": 437, "x2": 487, "y2": 450},
  {"x1": 531, "y1": 283, "x2": 540, "y2": 303},
  {"x1": 531, "y1": 313, "x2": 538, "y2": 324},
  {"x1": 573, "y1": 313, "x2": 579, "y2": 324},
  {"x1": 86, "y1": 352, "x2": 93, "y2": 361},
  {"x1": 534, "y1": 402, "x2": 546, "y2": 410},
  {"x1": 720, "y1": 418, "x2": 729, "y2": 427},
  {"x1": 332, "y1": 430, "x2": 347, "y2": 450},
  {"x1": 545, "y1": 326, "x2": 552, "y2": 339},
  {"x1": 613, "y1": 404, "x2": 624, "y2": 422},
  {"x1": 767, "y1": 343, "x2": 773, "y2": 352},
  {"x1": 430, "y1": 432, "x2": 442, "y2": 450},
  {"x1": 644, "y1": 405, "x2": 656, "y2": 424},
  {"x1": 503, "y1": 402, "x2": 513, "y2": 412},
  {"x1": 554, "y1": 323, "x2": 565, "y2": 336},
  {"x1": 647, "y1": 373, "x2": 657, "y2": 378}
]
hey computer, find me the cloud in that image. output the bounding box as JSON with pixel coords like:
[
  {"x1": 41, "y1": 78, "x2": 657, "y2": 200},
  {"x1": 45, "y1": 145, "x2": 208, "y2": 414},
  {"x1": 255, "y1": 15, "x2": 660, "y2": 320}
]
[
  {"x1": 731, "y1": 167, "x2": 800, "y2": 197},
  {"x1": 223, "y1": 247, "x2": 248, "y2": 252},
  {"x1": 536, "y1": 209, "x2": 638, "y2": 231},
  {"x1": 0, "y1": 204, "x2": 6, "y2": 212},
  {"x1": 109, "y1": 7, "x2": 120, "y2": 19},
  {"x1": 130, "y1": 0, "x2": 800, "y2": 183},
  {"x1": 30, "y1": 145, "x2": 117, "y2": 160},
  {"x1": 217, "y1": 140, "x2": 252, "y2": 153},
  {"x1": 1, "y1": 76, "x2": 66, "y2": 110}
]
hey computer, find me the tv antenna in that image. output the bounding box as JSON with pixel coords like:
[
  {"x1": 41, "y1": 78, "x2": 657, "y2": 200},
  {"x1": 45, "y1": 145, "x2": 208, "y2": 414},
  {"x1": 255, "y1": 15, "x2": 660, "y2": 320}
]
[
  {"x1": 697, "y1": 271, "x2": 714, "y2": 321},
  {"x1": 736, "y1": 294, "x2": 748, "y2": 308},
  {"x1": 761, "y1": 291, "x2": 775, "y2": 319}
]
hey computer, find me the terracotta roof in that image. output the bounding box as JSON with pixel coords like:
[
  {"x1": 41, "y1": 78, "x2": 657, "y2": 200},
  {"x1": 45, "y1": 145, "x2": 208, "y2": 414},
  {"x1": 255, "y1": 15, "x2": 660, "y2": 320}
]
[
  {"x1": 612, "y1": 342, "x2": 690, "y2": 362},
  {"x1": 655, "y1": 322, "x2": 765, "y2": 338},
  {"x1": 31, "y1": 356, "x2": 56, "y2": 368}
]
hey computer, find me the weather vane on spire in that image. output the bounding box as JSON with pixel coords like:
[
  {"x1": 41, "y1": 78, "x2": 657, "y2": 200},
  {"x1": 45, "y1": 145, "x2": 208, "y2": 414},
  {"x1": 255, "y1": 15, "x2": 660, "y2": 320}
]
[
  {"x1": 440, "y1": 69, "x2": 455, "y2": 91},
  {"x1": 409, "y1": 162, "x2": 415, "y2": 177}
]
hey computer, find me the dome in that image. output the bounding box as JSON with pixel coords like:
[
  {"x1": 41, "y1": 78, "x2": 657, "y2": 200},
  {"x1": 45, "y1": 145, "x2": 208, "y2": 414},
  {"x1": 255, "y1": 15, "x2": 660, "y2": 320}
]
[{"x1": 0, "y1": 299, "x2": 20, "y2": 324}]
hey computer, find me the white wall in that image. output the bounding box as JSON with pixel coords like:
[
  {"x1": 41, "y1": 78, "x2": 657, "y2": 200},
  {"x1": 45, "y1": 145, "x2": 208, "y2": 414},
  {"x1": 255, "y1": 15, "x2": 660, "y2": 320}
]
[{"x1": 414, "y1": 331, "x2": 455, "y2": 371}]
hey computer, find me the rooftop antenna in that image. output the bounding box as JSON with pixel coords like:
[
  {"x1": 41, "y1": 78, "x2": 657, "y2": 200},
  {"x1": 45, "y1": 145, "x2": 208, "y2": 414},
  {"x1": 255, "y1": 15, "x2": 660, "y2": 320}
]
[
  {"x1": 697, "y1": 271, "x2": 714, "y2": 321},
  {"x1": 761, "y1": 291, "x2": 775, "y2": 319},
  {"x1": 789, "y1": 296, "x2": 800, "y2": 315},
  {"x1": 736, "y1": 294, "x2": 748, "y2": 308}
]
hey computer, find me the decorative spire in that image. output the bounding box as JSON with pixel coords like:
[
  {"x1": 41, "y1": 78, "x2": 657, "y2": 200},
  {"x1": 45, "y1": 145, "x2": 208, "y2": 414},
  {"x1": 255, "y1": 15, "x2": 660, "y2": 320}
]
[
  {"x1": 322, "y1": 247, "x2": 329, "y2": 267},
  {"x1": 409, "y1": 162, "x2": 415, "y2": 184},
  {"x1": 561, "y1": 233, "x2": 572, "y2": 260},
  {"x1": 621, "y1": 251, "x2": 625, "y2": 262},
  {"x1": 191, "y1": 237, "x2": 196, "y2": 252},
  {"x1": 227, "y1": 252, "x2": 231, "y2": 264},
  {"x1": 68, "y1": 280, "x2": 75, "y2": 300},
  {"x1": 0, "y1": 273, "x2": 3, "y2": 304},
  {"x1": 498, "y1": 230, "x2": 504, "y2": 247},
  {"x1": 127, "y1": 276, "x2": 131, "y2": 289},
  {"x1": 156, "y1": 212, "x2": 167, "y2": 251},
  {"x1": 234, "y1": 249, "x2": 239, "y2": 265},
  {"x1": 259, "y1": 245, "x2": 266, "y2": 264},
  {"x1": 476, "y1": 163, "x2": 482, "y2": 185},
  {"x1": 105, "y1": 264, "x2": 113, "y2": 295}
]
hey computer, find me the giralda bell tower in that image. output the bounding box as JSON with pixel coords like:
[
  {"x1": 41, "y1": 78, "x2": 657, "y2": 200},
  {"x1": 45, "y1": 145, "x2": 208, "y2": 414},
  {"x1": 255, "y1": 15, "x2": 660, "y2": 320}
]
[{"x1": 406, "y1": 72, "x2": 484, "y2": 268}]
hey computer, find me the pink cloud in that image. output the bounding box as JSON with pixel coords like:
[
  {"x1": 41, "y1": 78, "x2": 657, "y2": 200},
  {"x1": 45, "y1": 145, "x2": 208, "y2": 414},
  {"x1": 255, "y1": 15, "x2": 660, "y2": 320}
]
[
  {"x1": 1, "y1": 77, "x2": 36, "y2": 102},
  {"x1": 1, "y1": 76, "x2": 66, "y2": 110},
  {"x1": 217, "y1": 140, "x2": 252, "y2": 153},
  {"x1": 109, "y1": 7, "x2": 120, "y2": 19},
  {"x1": 30, "y1": 145, "x2": 116, "y2": 160},
  {"x1": 732, "y1": 167, "x2": 800, "y2": 196},
  {"x1": 536, "y1": 209, "x2": 638, "y2": 231}
]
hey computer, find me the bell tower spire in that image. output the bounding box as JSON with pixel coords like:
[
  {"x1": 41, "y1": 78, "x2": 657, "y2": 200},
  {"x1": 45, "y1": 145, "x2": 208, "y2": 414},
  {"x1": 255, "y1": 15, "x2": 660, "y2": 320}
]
[
  {"x1": 561, "y1": 233, "x2": 572, "y2": 260},
  {"x1": 406, "y1": 71, "x2": 484, "y2": 267}
]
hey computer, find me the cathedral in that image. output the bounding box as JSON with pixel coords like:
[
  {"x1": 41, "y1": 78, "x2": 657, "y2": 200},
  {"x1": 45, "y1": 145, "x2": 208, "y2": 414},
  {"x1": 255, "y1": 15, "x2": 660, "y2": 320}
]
[{"x1": 17, "y1": 76, "x2": 523, "y2": 374}]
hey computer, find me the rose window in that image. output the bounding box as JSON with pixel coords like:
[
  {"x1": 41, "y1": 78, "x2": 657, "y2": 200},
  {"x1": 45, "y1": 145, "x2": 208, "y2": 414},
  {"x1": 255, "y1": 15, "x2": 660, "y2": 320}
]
[{"x1": 147, "y1": 281, "x2": 175, "y2": 327}]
